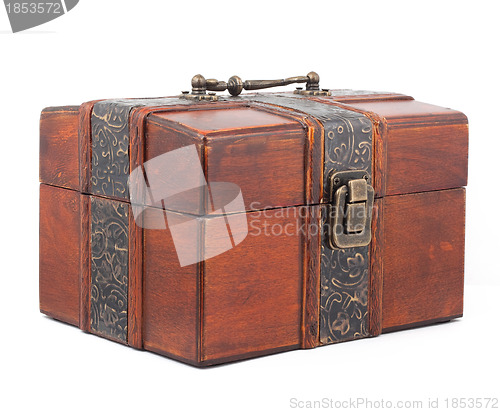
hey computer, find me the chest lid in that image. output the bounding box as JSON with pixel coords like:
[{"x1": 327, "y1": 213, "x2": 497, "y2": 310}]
[{"x1": 40, "y1": 71, "x2": 468, "y2": 216}]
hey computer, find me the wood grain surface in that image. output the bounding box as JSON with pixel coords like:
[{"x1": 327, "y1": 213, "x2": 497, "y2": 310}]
[
  {"x1": 346, "y1": 100, "x2": 468, "y2": 197},
  {"x1": 368, "y1": 198, "x2": 384, "y2": 337},
  {"x1": 148, "y1": 106, "x2": 308, "y2": 213},
  {"x1": 201, "y1": 208, "x2": 303, "y2": 363},
  {"x1": 381, "y1": 188, "x2": 465, "y2": 331},
  {"x1": 39, "y1": 184, "x2": 80, "y2": 326},
  {"x1": 40, "y1": 106, "x2": 79, "y2": 190},
  {"x1": 78, "y1": 101, "x2": 103, "y2": 193},
  {"x1": 79, "y1": 193, "x2": 90, "y2": 332},
  {"x1": 143, "y1": 208, "x2": 200, "y2": 363}
]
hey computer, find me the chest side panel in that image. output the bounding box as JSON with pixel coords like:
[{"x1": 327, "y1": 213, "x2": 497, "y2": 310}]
[
  {"x1": 39, "y1": 184, "x2": 80, "y2": 325},
  {"x1": 382, "y1": 188, "x2": 465, "y2": 331}
]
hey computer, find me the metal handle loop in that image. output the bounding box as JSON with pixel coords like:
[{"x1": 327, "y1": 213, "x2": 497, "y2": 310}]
[{"x1": 190, "y1": 71, "x2": 321, "y2": 97}]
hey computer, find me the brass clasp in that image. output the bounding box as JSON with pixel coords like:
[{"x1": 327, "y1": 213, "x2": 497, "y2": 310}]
[{"x1": 327, "y1": 170, "x2": 374, "y2": 249}]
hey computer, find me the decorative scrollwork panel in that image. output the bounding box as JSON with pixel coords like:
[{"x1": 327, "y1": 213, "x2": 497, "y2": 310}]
[{"x1": 90, "y1": 196, "x2": 129, "y2": 342}]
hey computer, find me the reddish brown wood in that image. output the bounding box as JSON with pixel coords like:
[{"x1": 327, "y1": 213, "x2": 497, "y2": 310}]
[
  {"x1": 205, "y1": 128, "x2": 306, "y2": 210},
  {"x1": 157, "y1": 107, "x2": 298, "y2": 132},
  {"x1": 301, "y1": 113, "x2": 324, "y2": 207},
  {"x1": 40, "y1": 184, "x2": 80, "y2": 326},
  {"x1": 327, "y1": 91, "x2": 413, "y2": 103},
  {"x1": 126, "y1": 107, "x2": 149, "y2": 349},
  {"x1": 302, "y1": 116, "x2": 322, "y2": 349},
  {"x1": 40, "y1": 107, "x2": 79, "y2": 190},
  {"x1": 142, "y1": 208, "x2": 200, "y2": 363},
  {"x1": 127, "y1": 210, "x2": 142, "y2": 348},
  {"x1": 131, "y1": 103, "x2": 210, "y2": 175},
  {"x1": 142, "y1": 204, "x2": 308, "y2": 365},
  {"x1": 345, "y1": 100, "x2": 469, "y2": 197},
  {"x1": 150, "y1": 107, "x2": 308, "y2": 212},
  {"x1": 250, "y1": 102, "x2": 327, "y2": 205},
  {"x1": 146, "y1": 114, "x2": 205, "y2": 214},
  {"x1": 201, "y1": 209, "x2": 303, "y2": 362},
  {"x1": 373, "y1": 116, "x2": 388, "y2": 199},
  {"x1": 79, "y1": 194, "x2": 91, "y2": 332},
  {"x1": 301, "y1": 205, "x2": 321, "y2": 348},
  {"x1": 239, "y1": 102, "x2": 325, "y2": 206},
  {"x1": 383, "y1": 122, "x2": 468, "y2": 195},
  {"x1": 368, "y1": 198, "x2": 384, "y2": 337},
  {"x1": 78, "y1": 101, "x2": 102, "y2": 193},
  {"x1": 349, "y1": 100, "x2": 465, "y2": 122},
  {"x1": 381, "y1": 188, "x2": 465, "y2": 331}
]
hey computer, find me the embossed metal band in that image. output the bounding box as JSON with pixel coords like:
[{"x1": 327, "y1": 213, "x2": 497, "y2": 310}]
[
  {"x1": 90, "y1": 196, "x2": 129, "y2": 342},
  {"x1": 241, "y1": 94, "x2": 373, "y2": 345}
]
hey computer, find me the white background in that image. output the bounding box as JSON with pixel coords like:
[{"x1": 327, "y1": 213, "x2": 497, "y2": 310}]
[{"x1": 1, "y1": 1, "x2": 498, "y2": 411}]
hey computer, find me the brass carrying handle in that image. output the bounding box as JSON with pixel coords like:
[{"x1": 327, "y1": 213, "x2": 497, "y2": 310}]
[{"x1": 189, "y1": 71, "x2": 322, "y2": 97}]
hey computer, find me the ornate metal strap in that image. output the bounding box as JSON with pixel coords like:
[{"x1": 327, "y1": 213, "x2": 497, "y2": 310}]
[{"x1": 90, "y1": 196, "x2": 129, "y2": 342}]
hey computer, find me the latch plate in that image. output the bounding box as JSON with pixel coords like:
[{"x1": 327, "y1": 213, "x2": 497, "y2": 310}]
[{"x1": 327, "y1": 170, "x2": 374, "y2": 249}]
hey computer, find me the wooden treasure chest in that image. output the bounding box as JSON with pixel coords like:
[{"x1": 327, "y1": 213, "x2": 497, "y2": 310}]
[{"x1": 39, "y1": 72, "x2": 468, "y2": 366}]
